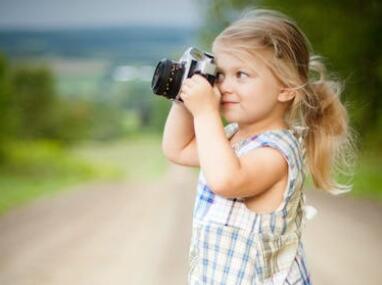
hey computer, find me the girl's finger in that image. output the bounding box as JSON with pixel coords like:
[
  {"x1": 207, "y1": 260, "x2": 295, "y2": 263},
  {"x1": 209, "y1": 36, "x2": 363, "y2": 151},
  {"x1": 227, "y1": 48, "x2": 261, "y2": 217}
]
[
  {"x1": 191, "y1": 75, "x2": 203, "y2": 83},
  {"x1": 183, "y1": 78, "x2": 194, "y2": 86},
  {"x1": 181, "y1": 84, "x2": 190, "y2": 93},
  {"x1": 181, "y1": 93, "x2": 191, "y2": 103},
  {"x1": 193, "y1": 74, "x2": 205, "y2": 81}
]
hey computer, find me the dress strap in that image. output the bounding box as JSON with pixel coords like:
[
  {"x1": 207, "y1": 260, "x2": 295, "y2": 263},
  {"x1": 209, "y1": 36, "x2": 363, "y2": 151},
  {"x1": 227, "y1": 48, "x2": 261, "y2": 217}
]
[{"x1": 224, "y1": 122, "x2": 239, "y2": 140}]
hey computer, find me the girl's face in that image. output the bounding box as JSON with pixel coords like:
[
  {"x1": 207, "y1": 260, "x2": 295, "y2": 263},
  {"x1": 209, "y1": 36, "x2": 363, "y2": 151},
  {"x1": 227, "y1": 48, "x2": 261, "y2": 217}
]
[{"x1": 214, "y1": 49, "x2": 284, "y2": 126}]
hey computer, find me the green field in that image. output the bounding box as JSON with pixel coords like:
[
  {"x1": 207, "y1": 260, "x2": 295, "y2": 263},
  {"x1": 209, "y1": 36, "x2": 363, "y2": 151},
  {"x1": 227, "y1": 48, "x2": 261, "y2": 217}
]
[{"x1": 0, "y1": 135, "x2": 168, "y2": 215}]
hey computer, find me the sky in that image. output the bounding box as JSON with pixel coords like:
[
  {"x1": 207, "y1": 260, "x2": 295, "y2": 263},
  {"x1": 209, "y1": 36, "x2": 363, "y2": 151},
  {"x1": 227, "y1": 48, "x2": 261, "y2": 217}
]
[{"x1": 0, "y1": 0, "x2": 202, "y2": 29}]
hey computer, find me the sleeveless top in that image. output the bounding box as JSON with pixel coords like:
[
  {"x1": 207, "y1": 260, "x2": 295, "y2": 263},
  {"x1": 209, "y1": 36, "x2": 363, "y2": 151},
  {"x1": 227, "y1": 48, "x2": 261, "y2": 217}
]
[{"x1": 188, "y1": 123, "x2": 316, "y2": 285}]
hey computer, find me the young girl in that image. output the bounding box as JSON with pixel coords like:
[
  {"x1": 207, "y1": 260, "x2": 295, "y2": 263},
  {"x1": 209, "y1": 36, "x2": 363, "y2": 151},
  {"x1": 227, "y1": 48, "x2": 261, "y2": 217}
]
[{"x1": 162, "y1": 8, "x2": 355, "y2": 285}]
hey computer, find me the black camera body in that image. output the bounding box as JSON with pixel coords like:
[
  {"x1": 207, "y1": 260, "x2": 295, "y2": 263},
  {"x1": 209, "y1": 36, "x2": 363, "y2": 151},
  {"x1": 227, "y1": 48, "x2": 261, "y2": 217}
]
[{"x1": 151, "y1": 47, "x2": 217, "y2": 102}]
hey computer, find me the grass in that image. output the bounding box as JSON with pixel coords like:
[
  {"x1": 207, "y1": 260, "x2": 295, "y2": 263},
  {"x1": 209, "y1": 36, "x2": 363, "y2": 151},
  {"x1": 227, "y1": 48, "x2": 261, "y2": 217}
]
[
  {"x1": 351, "y1": 150, "x2": 382, "y2": 200},
  {"x1": 72, "y1": 133, "x2": 168, "y2": 182},
  {"x1": 0, "y1": 134, "x2": 168, "y2": 215}
]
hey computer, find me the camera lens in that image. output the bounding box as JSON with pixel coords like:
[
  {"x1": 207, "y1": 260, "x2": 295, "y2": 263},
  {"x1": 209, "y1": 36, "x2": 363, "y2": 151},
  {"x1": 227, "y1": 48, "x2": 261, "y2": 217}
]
[{"x1": 151, "y1": 59, "x2": 185, "y2": 100}]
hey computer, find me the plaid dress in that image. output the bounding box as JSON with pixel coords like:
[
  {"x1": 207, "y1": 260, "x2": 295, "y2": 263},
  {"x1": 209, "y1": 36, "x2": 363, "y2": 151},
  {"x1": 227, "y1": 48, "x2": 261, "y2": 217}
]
[{"x1": 188, "y1": 123, "x2": 315, "y2": 285}]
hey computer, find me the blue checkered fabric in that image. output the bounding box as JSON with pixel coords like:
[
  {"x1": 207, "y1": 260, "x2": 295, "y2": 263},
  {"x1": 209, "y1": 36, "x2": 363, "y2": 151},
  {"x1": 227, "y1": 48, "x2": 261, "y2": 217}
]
[{"x1": 188, "y1": 123, "x2": 312, "y2": 284}]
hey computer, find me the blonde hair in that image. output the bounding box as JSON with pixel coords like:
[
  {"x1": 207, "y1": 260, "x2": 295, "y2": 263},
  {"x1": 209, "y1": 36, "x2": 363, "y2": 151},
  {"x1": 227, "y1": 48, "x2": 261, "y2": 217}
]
[{"x1": 212, "y1": 9, "x2": 357, "y2": 194}]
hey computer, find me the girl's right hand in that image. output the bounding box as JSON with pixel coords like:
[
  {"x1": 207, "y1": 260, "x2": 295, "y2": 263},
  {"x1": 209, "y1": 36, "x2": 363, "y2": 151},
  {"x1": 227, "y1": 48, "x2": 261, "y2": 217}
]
[{"x1": 180, "y1": 75, "x2": 221, "y2": 118}]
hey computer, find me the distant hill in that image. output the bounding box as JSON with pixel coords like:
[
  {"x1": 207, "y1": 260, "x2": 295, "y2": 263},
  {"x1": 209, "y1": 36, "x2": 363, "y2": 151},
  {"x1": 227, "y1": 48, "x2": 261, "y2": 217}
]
[{"x1": 0, "y1": 26, "x2": 198, "y2": 65}]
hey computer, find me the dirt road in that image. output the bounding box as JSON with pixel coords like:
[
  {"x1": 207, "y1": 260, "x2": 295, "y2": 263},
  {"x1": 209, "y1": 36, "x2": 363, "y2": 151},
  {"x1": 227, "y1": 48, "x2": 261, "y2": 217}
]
[{"x1": 0, "y1": 164, "x2": 381, "y2": 285}]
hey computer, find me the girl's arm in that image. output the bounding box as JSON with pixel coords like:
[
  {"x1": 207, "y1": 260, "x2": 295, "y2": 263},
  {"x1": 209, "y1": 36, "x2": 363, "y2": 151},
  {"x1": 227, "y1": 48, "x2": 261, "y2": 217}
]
[
  {"x1": 193, "y1": 109, "x2": 287, "y2": 198},
  {"x1": 161, "y1": 102, "x2": 199, "y2": 167}
]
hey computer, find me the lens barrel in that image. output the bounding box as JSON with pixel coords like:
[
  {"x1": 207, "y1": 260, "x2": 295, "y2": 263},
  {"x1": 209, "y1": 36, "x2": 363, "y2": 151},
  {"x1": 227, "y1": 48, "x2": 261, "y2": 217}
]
[{"x1": 151, "y1": 59, "x2": 184, "y2": 100}]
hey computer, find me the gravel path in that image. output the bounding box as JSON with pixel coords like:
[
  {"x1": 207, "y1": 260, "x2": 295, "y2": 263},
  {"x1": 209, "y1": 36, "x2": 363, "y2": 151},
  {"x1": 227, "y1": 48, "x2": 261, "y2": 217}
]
[{"x1": 0, "y1": 164, "x2": 381, "y2": 284}]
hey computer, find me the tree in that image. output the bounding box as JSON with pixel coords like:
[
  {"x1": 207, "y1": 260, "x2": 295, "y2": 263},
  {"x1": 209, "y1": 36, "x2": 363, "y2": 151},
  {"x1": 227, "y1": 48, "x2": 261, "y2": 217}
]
[
  {"x1": 11, "y1": 66, "x2": 60, "y2": 139},
  {"x1": 0, "y1": 54, "x2": 13, "y2": 162}
]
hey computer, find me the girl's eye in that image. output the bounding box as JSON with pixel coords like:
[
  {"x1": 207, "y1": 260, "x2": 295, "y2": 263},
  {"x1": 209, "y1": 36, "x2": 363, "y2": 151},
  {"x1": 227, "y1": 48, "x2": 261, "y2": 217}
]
[
  {"x1": 237, "y1": 71, "x2": 249, "y2": 79},
  {"x1": 215, "y1": 71, "x2": 249, "y2": 82}
]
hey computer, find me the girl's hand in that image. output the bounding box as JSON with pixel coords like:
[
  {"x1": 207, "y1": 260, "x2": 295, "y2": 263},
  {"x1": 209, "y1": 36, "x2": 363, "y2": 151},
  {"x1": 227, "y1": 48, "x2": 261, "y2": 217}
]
[{"x1": 179, "y1": 74, "x2": 221, "y2": 117}]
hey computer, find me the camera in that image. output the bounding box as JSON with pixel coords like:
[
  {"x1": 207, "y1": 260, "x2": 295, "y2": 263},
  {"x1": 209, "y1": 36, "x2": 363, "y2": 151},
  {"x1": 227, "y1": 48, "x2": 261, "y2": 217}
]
[{"x1": 151, "y1": 47, "x2": 217, "y2": 102}]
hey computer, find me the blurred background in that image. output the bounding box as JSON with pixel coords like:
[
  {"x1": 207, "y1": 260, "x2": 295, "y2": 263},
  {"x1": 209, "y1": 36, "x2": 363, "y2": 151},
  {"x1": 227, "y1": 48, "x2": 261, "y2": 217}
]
[{"x1": 0, "y1": 0, "x2": 381, "y2": 284}]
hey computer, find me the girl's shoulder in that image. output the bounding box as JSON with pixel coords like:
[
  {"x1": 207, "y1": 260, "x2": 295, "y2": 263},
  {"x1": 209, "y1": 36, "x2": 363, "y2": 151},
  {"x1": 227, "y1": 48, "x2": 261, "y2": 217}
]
[
  {"x1": 224, "y1": 122, "x2": 303, "y2": 152},
  {"x1": 225, "y1": 123, "x2": 306, "y2": 171}
]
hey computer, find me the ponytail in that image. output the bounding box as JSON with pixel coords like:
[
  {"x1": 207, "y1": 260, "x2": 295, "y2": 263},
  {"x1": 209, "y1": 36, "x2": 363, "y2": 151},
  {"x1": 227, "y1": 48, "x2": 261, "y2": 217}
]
[{"x1": 302, "y1": 56, "x2": 356, "y2": 194}]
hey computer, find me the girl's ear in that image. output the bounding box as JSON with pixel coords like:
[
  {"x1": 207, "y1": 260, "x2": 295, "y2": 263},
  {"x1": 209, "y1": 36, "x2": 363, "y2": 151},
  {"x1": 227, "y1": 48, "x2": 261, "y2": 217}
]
[{"x1": 278, "y1": 88, "x2": 296, "y2": 102}]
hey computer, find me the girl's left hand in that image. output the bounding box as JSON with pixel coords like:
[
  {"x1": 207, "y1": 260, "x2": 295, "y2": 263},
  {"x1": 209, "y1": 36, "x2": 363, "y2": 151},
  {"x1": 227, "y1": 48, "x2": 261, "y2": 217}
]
[{"x1": 179, "y1": 74, "x2": 221, "y2": 117}]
